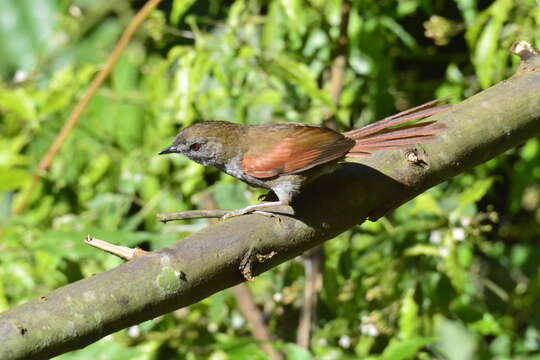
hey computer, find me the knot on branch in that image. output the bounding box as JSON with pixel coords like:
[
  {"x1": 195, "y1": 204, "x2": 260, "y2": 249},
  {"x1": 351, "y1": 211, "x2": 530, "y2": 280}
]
[
  {"x1": 406, "y1": 148, "x2": 429, "y2": 169},
  {"x1": 239, "y1": 247, "x2": 278, "y2": 281},
  {"x1": 511, "y1": 41, "x2": 540, "y2": 73}
]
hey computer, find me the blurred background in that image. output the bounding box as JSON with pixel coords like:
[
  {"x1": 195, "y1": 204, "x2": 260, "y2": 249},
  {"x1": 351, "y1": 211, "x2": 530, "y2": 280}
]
[{"x1": 1, "y1": 0, "x2": 540, "y2": 359}]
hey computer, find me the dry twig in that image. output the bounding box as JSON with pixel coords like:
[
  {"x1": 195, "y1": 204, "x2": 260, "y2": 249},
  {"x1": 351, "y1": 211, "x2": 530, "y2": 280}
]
[{"x1": 84, "y1": 236, "x2": 148, "y2": 261}]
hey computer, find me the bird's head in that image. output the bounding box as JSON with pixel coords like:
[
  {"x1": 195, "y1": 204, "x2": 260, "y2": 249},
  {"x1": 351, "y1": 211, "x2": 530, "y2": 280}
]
[{"x1": 158, "y1": 121, "x2": 244, "y2": 167}]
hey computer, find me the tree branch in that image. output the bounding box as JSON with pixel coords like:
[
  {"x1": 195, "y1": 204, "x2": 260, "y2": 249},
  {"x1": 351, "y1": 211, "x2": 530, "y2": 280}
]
[{"x1": 1, "y1": 45, "x2": 540, "y2": 360}]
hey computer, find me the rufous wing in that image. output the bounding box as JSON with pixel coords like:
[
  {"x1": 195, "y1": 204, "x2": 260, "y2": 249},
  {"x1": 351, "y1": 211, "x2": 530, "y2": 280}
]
[{"x1": 242, "y1": 126, "x2": 354, "y2": 179}]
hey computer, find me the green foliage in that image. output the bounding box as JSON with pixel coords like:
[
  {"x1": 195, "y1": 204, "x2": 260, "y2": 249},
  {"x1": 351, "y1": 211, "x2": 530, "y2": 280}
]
[{"x1": 1, "y1": 0, "x2": 540, "y2": 358}]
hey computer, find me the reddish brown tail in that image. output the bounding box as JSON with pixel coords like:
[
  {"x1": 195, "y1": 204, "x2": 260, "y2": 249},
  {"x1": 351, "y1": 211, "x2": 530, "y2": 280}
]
[{"x1": 344, "y1": 99, "x2": 450, "y2": 157}]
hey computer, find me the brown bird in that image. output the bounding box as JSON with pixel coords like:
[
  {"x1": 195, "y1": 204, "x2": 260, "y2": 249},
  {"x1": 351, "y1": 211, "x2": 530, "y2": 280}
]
[{"x1": 159, "y1": 100, "x2": 449, "y2": 218}]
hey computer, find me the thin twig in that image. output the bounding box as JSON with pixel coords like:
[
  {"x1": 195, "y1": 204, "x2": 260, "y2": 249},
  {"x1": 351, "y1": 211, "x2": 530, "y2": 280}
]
[
  {"x1": 297, "y1": 247, "x2": 324, "y2": 348},
  {"x1": 157, "y1": 205, "x2": 294, "y2": 222},
  {"x1": 232, "y1": 284, "x2": 284, "y2": 360},
  {"x1": 199, "y1": 193, "x2": 283, "y2": 360},
  {"x1": 84, "y1": 236, "x2": 148, "y2": 261},
  {"x1": 323, "y1": 0, "x2": 352, "y2": 129},
  {"x1": 298, "y1": 0, "x2": 352, "y2": 349},
  {"x1": 329, "y1": 0, "x2": 351, "y2": 107},
  {"x1": 157, "y1": 209, "x2": 230, "y2": 222},
  {"x1": 13, "y1": 0, "x2": 164, "y2": 216}
]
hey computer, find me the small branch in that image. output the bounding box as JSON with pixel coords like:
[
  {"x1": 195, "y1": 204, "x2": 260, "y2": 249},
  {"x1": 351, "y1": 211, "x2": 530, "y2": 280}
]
[
  {"x1": 84, "y1": 236, "x2": 148, "y2": 261},
  {"x1": 12, "y1": 0, "x2": 164, "y2": 216},
  {"x1": 198, "y1": 193, "x2": 283, "y2": 360},
  {"x1": 297, "y1": 247, "x2": 323, "y2": 348},
  {"x1": 232, "y1": 285, "x2": 284, "y2": 360},
  {"x1": 329, "y1": 0, "x2": 352, "y2": 106},
  {"x1": 323, "y1": 0, "x2": 352, "y2": 129},
  {"x1": 157, "y1": 209, "x2": 229, "y2": 222},
  {"x1": 157, "y1": 205, "x2": 294, "y2": 222}
]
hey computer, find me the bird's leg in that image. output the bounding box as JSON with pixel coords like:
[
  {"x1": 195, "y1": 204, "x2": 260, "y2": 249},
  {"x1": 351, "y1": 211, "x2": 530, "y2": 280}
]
[{"x1": 222, "y1": 200, "x2": 294, "y2": 219}]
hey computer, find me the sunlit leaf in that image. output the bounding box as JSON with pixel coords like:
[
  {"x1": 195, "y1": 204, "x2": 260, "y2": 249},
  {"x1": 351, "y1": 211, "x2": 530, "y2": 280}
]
[
  {"x1": 382, "y1": 337, "x2": 435, "y2": 360},
  {"x1": 456, "y1": 178, "x2": 494, "y2": 214},
  {"x1": 170, "y1": 0, "x2": 197, "y2": 25},
  {"x1": 435, "y1": 316, "x2": 477, "y2": 360}
]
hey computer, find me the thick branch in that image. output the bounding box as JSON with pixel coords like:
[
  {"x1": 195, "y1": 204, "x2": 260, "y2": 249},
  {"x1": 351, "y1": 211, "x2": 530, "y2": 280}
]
[{"x1": 1, "y1": 51, "x2": 540, "y2": 359}]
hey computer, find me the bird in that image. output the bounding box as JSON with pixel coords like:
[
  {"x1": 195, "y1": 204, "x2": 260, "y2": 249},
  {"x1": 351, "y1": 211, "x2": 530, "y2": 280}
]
[{"x1": 158, "y1": 100, "x2": 449, "y2": 218}]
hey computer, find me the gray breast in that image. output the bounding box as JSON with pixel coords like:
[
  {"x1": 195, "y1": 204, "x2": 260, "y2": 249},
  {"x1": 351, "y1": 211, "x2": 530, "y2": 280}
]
[{"x1": 220, "y1": 155, "x2": 272, "y2": 190}]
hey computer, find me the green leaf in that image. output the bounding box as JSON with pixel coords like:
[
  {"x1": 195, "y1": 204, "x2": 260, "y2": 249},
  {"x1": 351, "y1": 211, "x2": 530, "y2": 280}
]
[
  {"x1": 434, "y1": 316, "x2": 477, "y2": 360},
  {"x1": 211, "y1": 182, "x2": 248, "y2": 209},
  {"x1": 55, "y1": 336, "x2": 143, "y2": 360},
  {"x1": 0, "y1": 0, "x2": 58, "y2": 75},
  {"x1": 283, "y1": 343, "x2": 313, "y2": 360},
  {"x1": 208, "y1": 291, "x2": 228, "y2": 326},
  {"x1": 521, "y1": 138, "x2": 539, "y2": 161},
  {"x1": 0, "y1": 277, "x2": 9, "y2": 312},
  {"x1": 112, "y1": 46, "x2": 142, "y2": 96},
  {"x1": 262, "y1": 1, "x2": 286, "y2": 53},
  {"x1": 382, "y1": 337, "x2": 435, "y2": 360},
  {"x1": 170, "y1": 0, "x2": 197, "y2": 25},
  {"x1": 454, "y1": 0, "x2": 478, "y2": 25},
  {"x1": 410, "y1": 193, "x2": 443, "y2": 216},
  {"x1": 79, "y1": 154, "x2": 111, "y2": 188},
  {"x1": 473, "y1": 20, "x2": 500, "y2": 88},
  {"x1": 380, "y1": 16, "x2": 418, "y2": 49},
  {"x1": 0, "y1": 88, "x2": 37, "y2": 123},
  {"x1": 456, "y1": 178, "x2": 494, "y2": 214},
  {"x1": 268, "y1": 55, "x2": 334, "y2": 108},
  {"x1": 280, "y1": 0, "x2": 306, "y2": 34},
  {"x1": 471, "y1": 0, "x2": 513, "y2": 88},
  {"x1": 214, "y1": 337, "x2": 268, "y2": 360},
  {"x1": 0, "y1": 169, "x2": 28, "y2": 191},
  {"x1": 397, "y1": 0, "x2": 420, "y2": 17},
  {"x1": 404, "y1": 244, "x2": 441, "y2": 257},
  {"x1": 470, "y1": 313, "x2": 502, "y2": 336},
  {"x1": 399, "y1": 290, "x2": 420, "y2": 340}
]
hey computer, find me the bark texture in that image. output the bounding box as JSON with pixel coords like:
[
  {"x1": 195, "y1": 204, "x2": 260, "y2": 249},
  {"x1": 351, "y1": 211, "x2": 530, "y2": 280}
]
[{"x1": 1, "y1": 57, "x2": 540, "y2": 359}]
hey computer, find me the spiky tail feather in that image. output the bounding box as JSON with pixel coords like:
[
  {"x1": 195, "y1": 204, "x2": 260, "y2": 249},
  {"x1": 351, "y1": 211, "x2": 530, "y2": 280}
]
[{"x1": 344, "y1": 100, "x2": 449, "y2": 157}]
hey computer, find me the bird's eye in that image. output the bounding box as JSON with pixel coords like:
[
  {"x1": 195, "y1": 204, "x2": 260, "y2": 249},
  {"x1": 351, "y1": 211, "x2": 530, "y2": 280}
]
[{"x1": 190, "y1": 143, "x2": 201, "y2": 151}]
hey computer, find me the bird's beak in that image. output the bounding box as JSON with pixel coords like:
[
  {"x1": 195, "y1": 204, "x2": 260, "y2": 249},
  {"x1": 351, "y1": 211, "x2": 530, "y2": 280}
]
[{"x1": 158, "y1": 145, "x2": 177, "y2": 155}]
